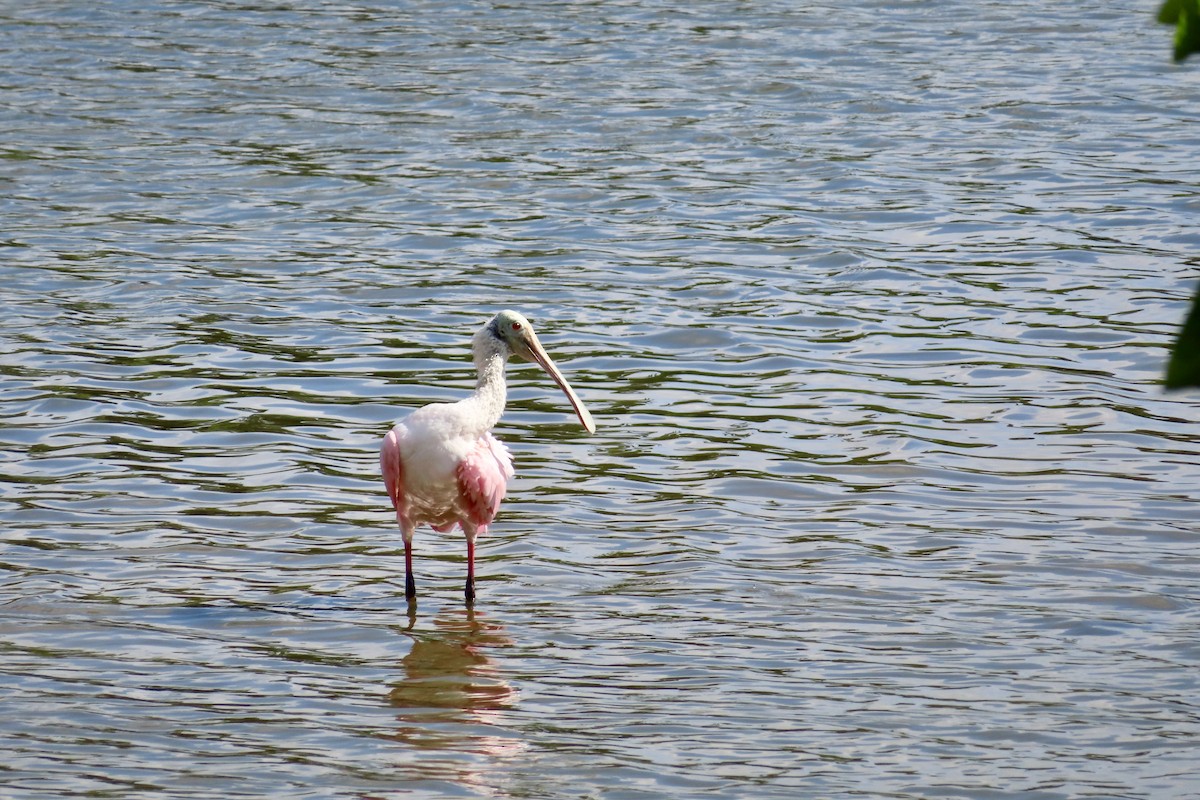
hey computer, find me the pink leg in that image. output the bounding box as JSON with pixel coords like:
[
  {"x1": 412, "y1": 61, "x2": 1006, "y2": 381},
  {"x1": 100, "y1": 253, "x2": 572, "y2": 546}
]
[
  {"x1": 405, "y1": 540, "x2": 416, "y2": 602},
  {"x1": 400, "y1": 518, "x2": 416, "y2": 603},
  {"x1": 465, "y1": 534, "x2": 476, "y2": 604}
]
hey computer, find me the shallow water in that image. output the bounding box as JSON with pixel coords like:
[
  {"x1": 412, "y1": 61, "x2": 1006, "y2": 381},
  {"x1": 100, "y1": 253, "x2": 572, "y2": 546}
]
[{"x1": 2, "y1": 1, "x2": 1199, "y2": 798}]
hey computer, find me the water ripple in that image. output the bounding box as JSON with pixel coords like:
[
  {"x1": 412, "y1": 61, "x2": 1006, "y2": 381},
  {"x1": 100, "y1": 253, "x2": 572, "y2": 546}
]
[{"x1": 2, "y1": 0, "x2": 1199, "y2": 798}]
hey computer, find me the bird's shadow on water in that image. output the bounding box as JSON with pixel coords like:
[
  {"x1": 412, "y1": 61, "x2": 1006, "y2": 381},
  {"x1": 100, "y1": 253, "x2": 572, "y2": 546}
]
[{"x1": 387, "y1": 605, "x2": 524, "y2": 762}]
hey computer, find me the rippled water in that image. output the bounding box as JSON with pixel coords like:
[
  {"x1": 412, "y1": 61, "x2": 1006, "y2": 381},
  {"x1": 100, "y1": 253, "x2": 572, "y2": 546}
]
[{"x1": 2, "y1": 1, "x2": 1199, "y2": 798}]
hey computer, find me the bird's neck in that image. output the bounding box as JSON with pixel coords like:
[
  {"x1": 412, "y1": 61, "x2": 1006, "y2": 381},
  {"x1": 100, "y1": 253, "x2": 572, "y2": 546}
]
[{"x1": 465, "y1": 351, "x2": 507, "y2": 432}]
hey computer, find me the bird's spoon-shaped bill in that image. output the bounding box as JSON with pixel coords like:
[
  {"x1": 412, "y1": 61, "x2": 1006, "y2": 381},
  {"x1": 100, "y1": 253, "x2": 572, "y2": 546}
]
[{"x1": 521, "y1": 331, "x2": 596, "y2": 434}]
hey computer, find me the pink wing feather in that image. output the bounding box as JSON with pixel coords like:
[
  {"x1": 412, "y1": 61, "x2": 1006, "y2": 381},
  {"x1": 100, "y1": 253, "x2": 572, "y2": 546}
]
[
  {"x1": 381, "y1": 428, "x2": 405, "y2": 514},
  {"x1": 456, "y1": 432, "x2": 515, "y2": 529}
]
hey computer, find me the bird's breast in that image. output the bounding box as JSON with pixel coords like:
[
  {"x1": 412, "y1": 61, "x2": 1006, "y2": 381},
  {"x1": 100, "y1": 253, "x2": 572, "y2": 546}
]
[{"x1": 391, "y1": 411, "x2": 502, "y2": 528}]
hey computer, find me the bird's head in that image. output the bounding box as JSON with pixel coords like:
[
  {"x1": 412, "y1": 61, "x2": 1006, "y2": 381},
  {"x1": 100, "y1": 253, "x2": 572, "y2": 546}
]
[
  {"x1": 480, "y1": 309, "x2": 596, "y2": 434},
  {"x1": 486, "y1": 309, "x2": 539, "y2": 361}
]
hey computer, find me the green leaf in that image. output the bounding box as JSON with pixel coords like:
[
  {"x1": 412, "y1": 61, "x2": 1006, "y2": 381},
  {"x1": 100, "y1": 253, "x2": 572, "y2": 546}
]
[
  {"x1": 1165, "y1": 282, "x2": 1200, "y2": 390},
  {"x1": 1160, "y1": 0, "x2": 1200, "y2": 61},
  {"x1": 1159, "y1": 0, "x2": 1182, "y2": 24}
]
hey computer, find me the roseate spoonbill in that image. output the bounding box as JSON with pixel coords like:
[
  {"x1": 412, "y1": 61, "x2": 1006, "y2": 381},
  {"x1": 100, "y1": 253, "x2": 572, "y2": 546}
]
[{"x1": 381, "y1": 310, "x2": 595, "y2": 604}]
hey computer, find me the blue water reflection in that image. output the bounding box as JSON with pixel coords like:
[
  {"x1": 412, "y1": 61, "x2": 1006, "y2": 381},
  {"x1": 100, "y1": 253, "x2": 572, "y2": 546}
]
[{"x1": 1, "y1": 0, "x2": 1198, "y2": 798}]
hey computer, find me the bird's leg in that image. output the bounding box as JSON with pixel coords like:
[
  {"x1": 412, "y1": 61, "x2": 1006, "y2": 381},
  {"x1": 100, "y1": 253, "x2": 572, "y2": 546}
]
[
  {"x1": 405, "y1": 545, "x2": 416, "y2": 603},
  {"x1": 401, "y1": 521, "x2": 416, "y2": 604},
  {"x1": 464, "y1": 529, "x2": 477, "y2": 605}
]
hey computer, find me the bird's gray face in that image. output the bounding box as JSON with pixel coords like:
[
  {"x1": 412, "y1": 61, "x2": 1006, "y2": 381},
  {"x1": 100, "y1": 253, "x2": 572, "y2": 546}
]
[
  {"x1": 488, "y1": 310, "x2": 539, "y2": 361},
  {"x1": 488, "y1": 310, "x2": 596, "y2": 433}
]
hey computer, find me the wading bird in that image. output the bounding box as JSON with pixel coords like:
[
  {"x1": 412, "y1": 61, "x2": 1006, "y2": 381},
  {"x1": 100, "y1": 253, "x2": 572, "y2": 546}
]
[{"x1": 381, "y1": 310, "x2": 595, "y2": 604}]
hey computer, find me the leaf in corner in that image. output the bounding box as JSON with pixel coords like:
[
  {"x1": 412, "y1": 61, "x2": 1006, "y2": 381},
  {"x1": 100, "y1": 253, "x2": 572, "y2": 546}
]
[
  {"x1": 1161, "y1": 0, "x2": 1200, "y2": 61},
  {"x1": 1165, "y1": 282, "x2": 1200, "y2": 390}
]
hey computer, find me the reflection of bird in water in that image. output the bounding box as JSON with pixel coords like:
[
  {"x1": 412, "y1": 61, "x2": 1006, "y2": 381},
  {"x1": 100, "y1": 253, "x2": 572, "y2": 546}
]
[
  {"x1": 389, "y1": 608, "x2": 522, "y2": 759},
  {"x1": 381, "y1": 310, "x2": 595, "y2": 605}
]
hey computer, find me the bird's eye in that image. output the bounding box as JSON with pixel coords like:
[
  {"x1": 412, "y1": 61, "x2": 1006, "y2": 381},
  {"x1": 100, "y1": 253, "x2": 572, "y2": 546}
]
[{"x1": 511, "y1": 322, "x2": 522, "y2": 331}]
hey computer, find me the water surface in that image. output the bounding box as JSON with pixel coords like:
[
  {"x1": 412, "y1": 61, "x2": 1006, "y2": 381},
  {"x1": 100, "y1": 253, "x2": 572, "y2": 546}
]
[{"x1": 2, "y1": 1, "x2": 1199, "y2": 798}]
